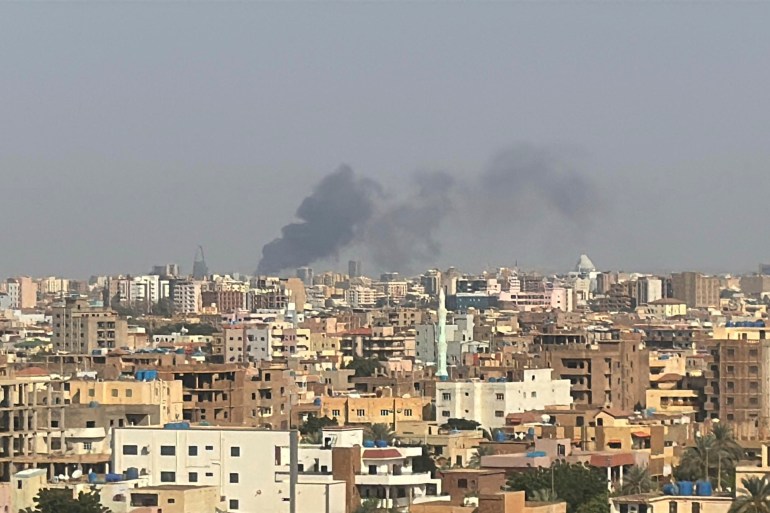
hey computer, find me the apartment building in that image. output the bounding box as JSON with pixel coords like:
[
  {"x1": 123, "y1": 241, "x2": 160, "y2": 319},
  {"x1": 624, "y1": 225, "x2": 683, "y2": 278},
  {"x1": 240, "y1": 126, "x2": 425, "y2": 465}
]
[
  {"x1": 113, "y1": 426, "x2": 345, "y2": 513},
  {"x1": 340, "y1": 327, "x2": 415, "y2": 360},
  {"x1": 435, "y1": 369, "x2": 572, "y2": 428},
  {"x1": 172, "y1": 280, "x2": 203, "y2": 315},
  {"x1": 319, "y1": 395, "x2": 431, "y2": 426},
  {"x1": 671, "y1": 272, "x2": 720, "y2": 308},
  {"x1": 535, "y1": 329, "x2": 649, "y2": 411},
  {"x1": 157, "y1": 364, "x2": 246, "y2": 424},
  {"x1": 6, "y1": 277, "x2": 37, "y2": 310},
  {"x1": 51, "y1": 298, "x2": 128, "y2": 353}
]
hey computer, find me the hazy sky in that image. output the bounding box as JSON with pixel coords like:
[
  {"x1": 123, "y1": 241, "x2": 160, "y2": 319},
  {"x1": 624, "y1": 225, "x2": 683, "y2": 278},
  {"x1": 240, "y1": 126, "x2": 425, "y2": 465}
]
[{"x1": 2, "y1": 2, "x2": 770, "y2": 279}]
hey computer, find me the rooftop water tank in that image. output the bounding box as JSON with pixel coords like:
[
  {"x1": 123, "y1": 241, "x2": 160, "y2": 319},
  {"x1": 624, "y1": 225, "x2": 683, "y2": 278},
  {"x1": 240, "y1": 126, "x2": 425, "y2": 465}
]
[
  {"x1": 125, "y1": 467, "x2": 139, "y2": 480},
  {"x1": 88, "y1": 472, "x2": 98, "y2": 484},
  {"x1": 313, "y1": 398, "x2": 322, "y2": 406},
  {"x1": 677, "y1": 481, "x2": 694, "y2": 495},
  {"x1": 375, "y1": 440, "x2": 388, "y2": 448},
  {"x1": 363, "y1": 440, "x2": 376, "y2": 448},
  {"x1": 106, "y1": 473, "x2": 122, "y2": 483},
  {"x1": 662, "y1": 484, "x2": 678, "y2": 495},
  {"x1": 494, "y1": 431, "x2": 506, "y2": 442},
  {"x1": 696, "y1": 481, "x2": 712, "y2": 496}
]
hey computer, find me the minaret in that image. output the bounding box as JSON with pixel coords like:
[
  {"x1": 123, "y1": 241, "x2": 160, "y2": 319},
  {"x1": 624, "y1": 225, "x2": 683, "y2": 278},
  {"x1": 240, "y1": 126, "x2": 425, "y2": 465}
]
[{"x1": 436, "y1": 288, "x2": 449, "y2": 381}]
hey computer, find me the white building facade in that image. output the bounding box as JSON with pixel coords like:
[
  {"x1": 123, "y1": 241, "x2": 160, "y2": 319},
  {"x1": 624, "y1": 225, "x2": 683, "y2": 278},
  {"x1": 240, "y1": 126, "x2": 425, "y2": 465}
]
[{"x1": 435, "y1": 369, "x2": 573, "y2": 428}]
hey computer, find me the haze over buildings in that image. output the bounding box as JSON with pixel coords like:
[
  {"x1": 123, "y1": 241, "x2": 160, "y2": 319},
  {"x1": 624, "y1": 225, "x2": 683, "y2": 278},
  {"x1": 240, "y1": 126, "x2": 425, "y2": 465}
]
[{"x1": 3, "y1": 4, "x2": 770, "y2": 277}]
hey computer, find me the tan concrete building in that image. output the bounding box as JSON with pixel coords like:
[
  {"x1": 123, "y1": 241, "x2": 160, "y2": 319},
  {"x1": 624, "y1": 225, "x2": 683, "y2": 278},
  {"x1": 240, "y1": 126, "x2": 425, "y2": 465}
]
[
  {"x1": 320, "y1": 395, "x2": 431, "y2": 427},
  {"x1": 671, "y1": 272, "x2": 720, "y2": 308},
  {"x1": 67, "y1": 379, "x2": 183, "y2": 425},
  {"x1": 52, "y1": 298, "x2": 128, "y2": 353},
  {"x1": 129, "y1": 484, "x2": 221, "y2": 513}
]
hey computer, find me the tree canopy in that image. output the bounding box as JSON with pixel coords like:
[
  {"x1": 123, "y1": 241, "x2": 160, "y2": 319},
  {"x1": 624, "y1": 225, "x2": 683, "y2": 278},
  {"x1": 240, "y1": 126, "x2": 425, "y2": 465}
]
[
  {"x1": 441, "y1": 418, "x2": 481, "y2": 431},
  {"x1": 23, "y1": 488, "x2": 110, "y2": 513},
  {"x1": 344, "y1": 357, "x2": 381, "y2": 377},
  {"x1": 298, "y1": 414, "x2": 338, "y2": 436},
  {"x1": 507, "y1": 462, "x2": 607, "y2": 513},
  {"x1": 729, "y1": 477, "x2": 770, "y2": 513}
]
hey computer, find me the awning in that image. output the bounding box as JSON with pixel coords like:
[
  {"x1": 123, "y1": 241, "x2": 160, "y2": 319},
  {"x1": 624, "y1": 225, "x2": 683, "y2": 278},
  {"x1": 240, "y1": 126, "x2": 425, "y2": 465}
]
[
  {"x1": 608, "y1": 439, "x2": 622, "y2": 444},
  {"x1": 632, "y1": 432, "x2": 651, "y2": 438}
]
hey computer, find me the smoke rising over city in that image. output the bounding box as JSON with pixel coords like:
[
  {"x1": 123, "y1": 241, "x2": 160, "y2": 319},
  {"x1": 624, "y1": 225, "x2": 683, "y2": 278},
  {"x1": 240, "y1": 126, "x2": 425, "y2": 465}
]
[{"x1": 257, "y1": 145, "x2": 600, "y2": 274}]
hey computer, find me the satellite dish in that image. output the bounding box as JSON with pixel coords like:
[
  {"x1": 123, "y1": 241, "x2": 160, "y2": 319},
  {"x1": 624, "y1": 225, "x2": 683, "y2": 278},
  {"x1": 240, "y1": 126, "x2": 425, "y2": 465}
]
[
  {"x1": 72, "y1": 470, "x2": 83, "y2": 479},
  {"x1": 58, "y1": 474, "x2": 68, "y2": 481},
  {"x1": 541, "y1": 414, "x2": 551, "y2": 423}
]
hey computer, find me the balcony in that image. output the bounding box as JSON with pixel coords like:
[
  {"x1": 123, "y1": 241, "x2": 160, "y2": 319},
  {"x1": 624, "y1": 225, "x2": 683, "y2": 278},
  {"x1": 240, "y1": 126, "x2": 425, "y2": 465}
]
[{"x1": 355, "y1": 471, "x2": 434, "y2": 486}]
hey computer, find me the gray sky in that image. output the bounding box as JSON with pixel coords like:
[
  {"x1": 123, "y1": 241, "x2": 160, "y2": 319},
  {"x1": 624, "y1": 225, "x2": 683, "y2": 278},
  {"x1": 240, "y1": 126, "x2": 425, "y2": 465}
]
[{"x1": 2, "y1": 2, "x2": 770, "y2": 278}]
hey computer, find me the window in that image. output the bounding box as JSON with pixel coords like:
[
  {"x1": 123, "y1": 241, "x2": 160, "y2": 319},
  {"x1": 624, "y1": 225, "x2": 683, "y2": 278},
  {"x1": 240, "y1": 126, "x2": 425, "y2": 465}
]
[
  {"x1": 332, "y1": 409, "x2": 341, "y2": 416},
  {"x1": 86, "y1": 421, "x2": 96, "y2": 428},
  {"x1": 495, "y1": 411, "x2": 504, "y2": 418},
  {"x1": 750, "y1": 349, "x2": 759, "y2": 357},
  {"x1": 160, "y1": 446, "x2": 175, "y2": 456},
  {"x1": 458, "y1": 478, "x2": 468, "y2": 489},
  {"x1": 751, "y1": 397, "x2": 759, "y2": 406},
  {"x1": 111, "y1": 389, "x2": 119, "y2": 397},
  {"x1": 160, "y1": 472, "x2": 175, "y2": 482},
  {"x1": 88, "y1": 389, "x2": 95, "y2": 397},
  {"x1": 206, "y1": 445, "x2": 214, "y2": 451},
  {"x1": 230, "y1": 499, "x2": 240, "y2": 510},
  {"x1": 231, "y1": 447, "x2": 240, "y2": 457},
  {"x1": 442, "y1": 393, "x2": 451, "y2": 401},
  {"x1": 750, "y1": 366, "x2": 759, "y2": 374},
  {"x1": 168, "y1": 498, "x2": 176, "y2": 504},
  {"x1": 189, "y1": 472, "x2": 198, "y2": 482},
  {"x1": 442, "y1": 410, "x2": 450, "y2": 417},
  {"x1": 496, "y1": 393, "x2": 504, "y2": 401},
  {"x1": 275, "y1": 446, "x2": 282, "y2": 465},
  {"x1": 83, "y1": 442, "x2": 92, "y2": 451},
  {"x1": 189, "y1": 446, "x2": 198, "y2": 456},
  {"x1": 122, "y1": 445, "x2": 138, "y2": 455},
  {"x1": 403, "y1": 409, "x2": 413, "y2": 417},
  {"x1": 669, "y1": 501, "x2": 677, "y2": 513},
  {"x1": 356, "y1": 409, "x2": 365, "y2": 416},
  {"x1": 531, "y1": 391, "x2": 537, "y2": 398},
  {"x1": 381, "y1": 409, "x2": 390, "y2": 416},
  {"x1": 727, "y1": 349, "x2": 735, "y2": 357},
  {"x1": 693, "y1": 503, "x2": 701, "y2": 513},
  {"x1": 205, "y1": 472, "x2": 214, "y2": 477},
  {"x1": 126, "y1": 389, "x2": 133, "y2": 398},
  {"x1": 230, "y1": 473, "x2": 239, "y2": 483}
]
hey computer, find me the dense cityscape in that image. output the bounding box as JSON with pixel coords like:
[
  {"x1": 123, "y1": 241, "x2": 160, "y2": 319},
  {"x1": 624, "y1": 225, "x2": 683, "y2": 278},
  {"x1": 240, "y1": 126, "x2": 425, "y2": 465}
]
[{"x1": 3, "y1": 255, "x2": 770, "y2": 513}]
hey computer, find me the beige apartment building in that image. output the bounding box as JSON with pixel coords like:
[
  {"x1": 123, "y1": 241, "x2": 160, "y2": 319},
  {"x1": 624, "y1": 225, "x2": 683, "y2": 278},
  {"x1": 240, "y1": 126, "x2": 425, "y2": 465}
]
[
  {"x1": 671, "y1": 272, "x2": 720, "y2": 308},
  {"x1": 52, "y1": 298, "x2": 128, "y2": 353},
  {"x1": 320, "y1": 395, "x2": 431, "y2": 426}
]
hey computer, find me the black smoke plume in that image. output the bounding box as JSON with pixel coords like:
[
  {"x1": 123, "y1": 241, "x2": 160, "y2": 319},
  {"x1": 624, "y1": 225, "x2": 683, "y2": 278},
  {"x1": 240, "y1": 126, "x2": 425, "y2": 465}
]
[
  {"x1": 256, "y1": 165, "x2": 380, "y2": 274},
  {"x1": 257, "y1": 144, "x2": 599, "y2": 274}
]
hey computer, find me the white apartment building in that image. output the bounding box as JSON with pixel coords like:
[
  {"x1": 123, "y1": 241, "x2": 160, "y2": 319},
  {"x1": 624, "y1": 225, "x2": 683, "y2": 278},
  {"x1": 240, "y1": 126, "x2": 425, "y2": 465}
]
[
  {"x1": 435, "y1": 369, "x2": 572, "y2": 428},
  {"x1": 415, "y1": 314, "x2": 474, "y2": 365},
  {"x1": 173, "y1": 280, "x2": 202, "y2": 315},
  {"x1": 346, "y1": 286, "x2": 377, "y2": 308},
  {"x1": 113, "y1": 426, "x2": 345, "y2": 513},
  {"x1": 130, "y1": 275, "x2": 167, "y2": 305}
]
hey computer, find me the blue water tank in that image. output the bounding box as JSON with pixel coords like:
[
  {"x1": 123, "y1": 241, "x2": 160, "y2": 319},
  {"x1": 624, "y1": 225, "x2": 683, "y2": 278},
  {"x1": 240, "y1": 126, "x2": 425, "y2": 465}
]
[
  {"x1": 136, "y1": 370, "x2": 145, "y2": 381},
  {"x1": 526, "y1": 451, "x2": 547, "y2": 458},
  {"x1": 696, "y1": 481, "x2": 713, "y2": 496},
  {"x1": 145, "y1": 370, "x2": 158, "y2": 381},
  {"x1": 726, "y1": 321, "x2": 734, "y2": 327},
  {"x1": 125, "y1": 467, "x2": 139, "y2": 480},
  {"x1": 678, "y1": 481, "x2": 694, "y2": 495},
  {"x1": 363, "y1": 440, "x2": 376, "y2": 448},
  {"x1": 494, "y1": 431, "x2": 506, "y2": 442},
  {"x1": 375, "y1": 440, "x2": 388, "y2": 448},
  {"x1": 164, "y1": 422, "x2": 190, "y2": 430},
  {"x1": 527, "y1": 427, "x2": 535, "y2": 439},
  {"x1": 106, "y1": 473, "x2": 122, "y2": 483},
  {"x1": 487, "y1": 378, "x2": 496, "y2": 383},
  {"x1": 313, "y1": 397, "x2": 322, "y2": 406},
  {"x1": 88, "y1": 472, "x2": 98, "y2": 484},
  {"x1": 662, "y1": 484, "x2": 677, "y2": 495}
]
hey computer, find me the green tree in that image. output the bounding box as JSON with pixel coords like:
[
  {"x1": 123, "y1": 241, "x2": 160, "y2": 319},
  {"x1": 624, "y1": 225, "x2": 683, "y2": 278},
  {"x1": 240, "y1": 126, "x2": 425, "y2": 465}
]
[
  {"x1": 575, "y1": 492, "x2": 610, "y2": 513},
  {"x1": 365, "y1": 423, "x2": 396, "y2": 443},
  {"x1": 344, "y1": 357, "x2": 381, "y2": 377},
  {"x1": 507, "y1": 462, "x2": 607, "y2": 513},
  {"x1": 411, "y1": 445, "x2": 437, "y2": 475},
  {"x1": 354, "y1": 498, "x2": 380, "y2": 513},
  {"x1": 675, "y1": 426, "x2": 740, "y2": 489},
  {"x1": 729, "y1": 477, "x2": 770, "y2": 513},
  {"x1": 530, "y1": 489, "x2": 560, "y2": 502},
  {"x1": 620, "y1": 466, "x2": 656, "y2": 495},
  {"x1": 468, "y1": 444, "x2": 495, "y2": 469},
  {"x1": 301, "y1": 431, "x2": 323, "y2": 444},
  {"x1": 23, "y1": 488, "x2": 110, "y2": 513},
  {"x1": 441, "y1": 418, "x2": 481, "y2": 431},
  {"x1": 298, "y1": 415, "x2": 338, "y2": 436}
]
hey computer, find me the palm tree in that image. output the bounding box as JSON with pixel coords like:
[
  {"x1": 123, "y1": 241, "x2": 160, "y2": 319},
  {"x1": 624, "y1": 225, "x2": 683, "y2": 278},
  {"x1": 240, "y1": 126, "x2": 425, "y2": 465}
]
[
  {"x1": 729, "y1": 477, "x2": 770, "y2": 513},
  {"x1": 677, "y1": 426, "x2": 742, "y2": 489},
  {"x1": 620, "y1": 466, "x2": 656, "y2": 495},
  {"x1": 529, "y1": 488, "x2": 559, "y2": 502},
  {"x1": 712, "y1": 424, "x2": 743, "y2": 463},
  {"x1": 468, "y1": 444, "x2": 495, "y2": 469},
  {"x1": 365, "y1": 423, "x2": 396, "y2": 444}
]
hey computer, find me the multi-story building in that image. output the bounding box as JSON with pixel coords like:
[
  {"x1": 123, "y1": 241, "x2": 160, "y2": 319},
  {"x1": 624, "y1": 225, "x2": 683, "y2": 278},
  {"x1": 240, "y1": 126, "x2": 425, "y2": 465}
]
[
  {"x1": 535, "y1": 329, "x2": 649, "y2": 411},
  {"x1": 635, "y1": 277, "x2": 663, "y2": 306},
  {"x1": 435, "y1": 369, "x2": 572, "y2": 428},
  {"x1": 157, "y1": 364, "x2": 246, "y2": 424},
  {"x1": 201, "y1": 290, "x2": 246, "y2": 314},
  {"x1": 172, "y1": 279, "x2": 203, "y2": 315},
  {"x1": 340, "y1": 327, "x2": 415, "y2": 360},
  {"x1": 6, "y1": 277, "x2": 37, "y2": 309},
  {"x1": 113, "y1": 426, "x2": 346, "y2": 513},
  {"x1": 671, "y1": 272, "x2": 720, "y2": 308},
  {"x1": 319, "y1": 395, "x2": 431, "y2": 426},
  {"x1": 346, "y1": 286, "x2": 378, "y2": 308},
  {"x1": 51, "y1": 298, "x2": 128, "y2": 353}
]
